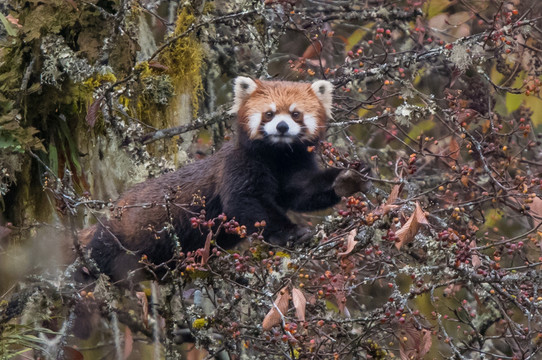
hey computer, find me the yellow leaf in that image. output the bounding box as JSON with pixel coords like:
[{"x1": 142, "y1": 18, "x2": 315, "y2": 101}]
[
  {"x1": 425, "y1": 0, "x2": 456, "y2": 19},
  {"x1": 405, "y1": 120, "x2": 435, "y2": 145},
  {"x1": 506, "y1": 93, "x2": 523, "y2": 113},
  {"x1": 346, "y1": 27, "x2": 371, "y2": 52}
]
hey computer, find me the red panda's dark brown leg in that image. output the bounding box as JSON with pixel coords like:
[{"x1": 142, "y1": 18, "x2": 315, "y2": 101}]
[
  {"x1": 222, "y1": 195, "x2": 300, "y2": 246},
  {"x1": 284, "y1": 168, "x2": 343, "y2": 212}
]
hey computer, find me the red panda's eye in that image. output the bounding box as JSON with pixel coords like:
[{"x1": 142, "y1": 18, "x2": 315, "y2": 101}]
[
  {"x1": 264, "y1": 111, "x2": 274, "y2": 120},
  {"x1": 291, "y1": 111, "x2": 301, "y2": 120}
]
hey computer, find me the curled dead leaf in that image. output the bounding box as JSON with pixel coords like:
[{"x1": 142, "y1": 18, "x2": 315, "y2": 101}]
[
  {"x1": 374, "y1": 183, "x2": 402, "y2": 216},
  {"x1": 448, "y1": 137, "x2": 460, "y2": 162},
  {"x1": 337, "y1": 229, "x2": 358, "y2": 257},
  {"x1": 86, "y1": 97, "x2": 103, "y2": 128},
  {"x1": 395, "y1": 202, "x2": 429, "y2": 250},
  {"x1": 136, "y1": 291, "x2": 149, "y2": 327},
  {"x1": 399, "y1": 321, "x2": 433, "y2": 360},
  {"x1": 292, "y1": 288, "x2": 306, "y2": 322},
  {"x1": 528, "y1": 196, "x2": 542, "y2": 228},
  {"x1": 200, "y1": 231, "x2": 212, "y2": 266},
  {"x1": 262, "y1": 287, "x2": 290, "y2": 331},
  {"x1": 470, "y1": 240, "x2": 481, "y2": 269}
]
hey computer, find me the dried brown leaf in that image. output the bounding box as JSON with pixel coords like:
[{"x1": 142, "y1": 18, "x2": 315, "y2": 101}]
[
  {"x1": 419, "y1": 328, "x2": 433, "y2": 357},
  {"x1": 449, "y1": 137, "x2": 460, "y2": 161},
  {"x1": 200, "y1": 231, "x2": 212, "y2": 265},
  {"x1": 470, "y1": 240, "x2": 481, "y2": 269},
  {"x1": 86, "y1": 97, "x2": 103, "y2": 128},
  {"x1": 64, "y1": 0, "x2": 78, "y2": 10},
  {"x1": 63, "y1": 347, "x2": 84, "y2": 360},
  {"x1": 399, "y1": 322, "x2": 433, "y2": 360},
  {"x1": 330, "y1": 274, "x2": 347, "y2": 314},
  {"x1": 136, "y1": 291, "x2": 149, "y2": 327},
  {"x1": 414, "y1": 203, "x2": 429, "y2": 225},
  {"x1": 262, "y1": 287, "x2": 290, "y2": 331},
  {"x1": 374, "y1": 183, "x2": 403, "y2": 216},
  {"x1": 388, "y1": 183, "x2": 402, "y2": 204},
  {"x1": 395, "y1": 202, "x2": 429, "y2": 250},
  {"x1": 124, "y1": 326, "x2": 133, "y2": 359},
  {"x1": 337, "y1": 229, "x2": 358, "y2": 257},
  {"x1": 529, "y1": 196, "x2": 542, "y2": 228},
  {"x1": 148, "y1": 61, "x2": 169, "y2": 71},
  {"x1": 292, "y1": 288, "x2": 306, "y2": 322}
]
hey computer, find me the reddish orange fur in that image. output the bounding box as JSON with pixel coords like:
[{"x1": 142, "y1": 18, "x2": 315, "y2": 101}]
[{"x1": 237, "y1": 80, "x2": 327, "y2": 140}]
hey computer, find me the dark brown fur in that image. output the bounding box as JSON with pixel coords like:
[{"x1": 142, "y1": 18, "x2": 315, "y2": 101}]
[{"x1": 83, "y1": 78, "x2": 371, "y2": 282}]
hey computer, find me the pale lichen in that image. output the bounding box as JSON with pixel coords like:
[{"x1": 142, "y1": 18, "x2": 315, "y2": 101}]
[{"x1": 40, "y1": 35, "x2": 94, "y2": 87}]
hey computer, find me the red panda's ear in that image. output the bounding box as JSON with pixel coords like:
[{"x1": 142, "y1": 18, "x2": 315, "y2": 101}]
[
  {"x1": 230, "y1": 76, "x2": 258, "y2": 114},
  {"x1": 311, "y1": 80, "x2": 333, "y2": 119}
]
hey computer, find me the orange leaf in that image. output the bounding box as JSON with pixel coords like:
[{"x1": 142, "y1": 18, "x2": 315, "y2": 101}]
[
  {"x1": 461, "y1": 175, "x2": 469, "y2": 187},
  {"x1": 262, "y1": 287, "x2": 290, "y2": 331},
  {"x1": 395, "y1": 202, "x2": 429, "y2": 250},
  {"x1": 337, "y1": 229, "x2": 358, "y2": 257},
  {"x1": 292, "y1": 288, "x2": 306, "y2": 322},
  {"x1": 301, "y1": 40, "x2": 323, "y2": 60}
]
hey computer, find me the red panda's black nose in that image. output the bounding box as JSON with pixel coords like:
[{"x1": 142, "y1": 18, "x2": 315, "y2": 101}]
[{"x1": 276, "y1": 121, "x2": 289, "y2": 134}]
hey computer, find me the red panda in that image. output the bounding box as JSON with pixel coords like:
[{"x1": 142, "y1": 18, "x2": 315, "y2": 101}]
[{"x1": 85, "y1": 77, "x2": 371, "y2": 282}]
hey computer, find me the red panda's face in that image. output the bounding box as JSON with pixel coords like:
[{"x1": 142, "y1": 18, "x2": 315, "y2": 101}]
[{"x1": 231, "y1": 78, "x2": 333, "y2": 145}]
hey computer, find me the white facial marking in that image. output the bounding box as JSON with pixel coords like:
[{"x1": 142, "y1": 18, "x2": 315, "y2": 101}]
[
  {"x1": 303, "y1": 114, "x2": 318, "y2": 134},
  {"x1": 270, "y1": 103, "x2": 277, "y2": 112},
  {"x1": 289, "y1": 103, "x2": 297, "y2": 112},
  {"x1": 263, "y1": 114, "x2": 301, "y2": 141},
  {"x1": 311, "y1": 80, "x2": 333, "y2": 119},
  {"x1": 248, "y1": 113, "x2": 262, "y2": 136}
]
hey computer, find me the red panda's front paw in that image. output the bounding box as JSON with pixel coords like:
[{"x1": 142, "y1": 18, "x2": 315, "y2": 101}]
[
  {"x1": 333, "y1": 166, "x2": 373, "y2": 198},
  {"x1": 294, "y1": 226, "x2": 314, "y2": 244},
  {"x1": 268, "y1": 226, "x2": 314, "y2": 247}
]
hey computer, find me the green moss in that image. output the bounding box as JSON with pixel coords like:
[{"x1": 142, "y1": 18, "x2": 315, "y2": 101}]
[
  {"x1": 159, "y1": 6, "x2": 204, "y2": 117},
  {"x1": 82, "y1": 73, "x2": 118, "y2": 91}
]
